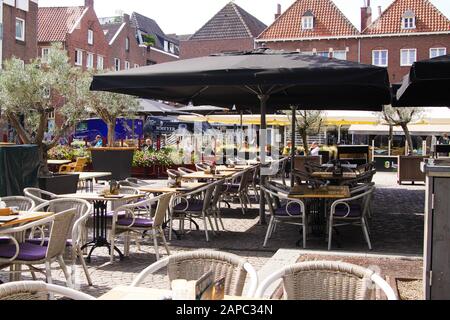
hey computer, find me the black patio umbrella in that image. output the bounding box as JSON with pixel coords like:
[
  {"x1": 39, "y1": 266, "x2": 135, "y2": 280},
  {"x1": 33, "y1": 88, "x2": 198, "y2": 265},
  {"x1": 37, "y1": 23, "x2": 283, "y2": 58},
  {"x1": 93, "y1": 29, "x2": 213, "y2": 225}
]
[
  {"x1": 396, "y1": 54, "x2": 450, "y2": 107},
  {"x1": 91, "y1": 50, "x2": 391, "y2": 224},
  {"x1": 137, "y1": 99, "x2": 190, "y2": 116},
  {"x1": 176, "y1": 105, "x2": 230, "y2": 116}
]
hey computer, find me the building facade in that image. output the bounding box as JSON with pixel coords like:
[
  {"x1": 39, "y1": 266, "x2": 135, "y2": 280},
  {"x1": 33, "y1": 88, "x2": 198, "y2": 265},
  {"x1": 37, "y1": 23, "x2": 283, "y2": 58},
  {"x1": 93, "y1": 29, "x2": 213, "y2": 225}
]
[
  {"x1": 1, "y1": 0, "x2": 38, "y2": 64},
  {"x1": 37, "y1": 0, "x2": 109, "y2": 71},
  {"x1": 257, "y1": 0, "x2": 450, "y2": 84},
  {"x1": 180, "y1": 1, "x2": 267, "y2": 59}
]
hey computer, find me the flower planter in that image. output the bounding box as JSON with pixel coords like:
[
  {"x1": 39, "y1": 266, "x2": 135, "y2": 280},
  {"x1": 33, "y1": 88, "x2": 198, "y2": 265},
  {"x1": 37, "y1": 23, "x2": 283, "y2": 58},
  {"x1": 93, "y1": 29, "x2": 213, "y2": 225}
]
[
  {"x1": 90, "y1": 147, "x2": 136, "y2": 181},
  {"x1": 39, "y1": 174, "x2": 79, "y2": 195}
]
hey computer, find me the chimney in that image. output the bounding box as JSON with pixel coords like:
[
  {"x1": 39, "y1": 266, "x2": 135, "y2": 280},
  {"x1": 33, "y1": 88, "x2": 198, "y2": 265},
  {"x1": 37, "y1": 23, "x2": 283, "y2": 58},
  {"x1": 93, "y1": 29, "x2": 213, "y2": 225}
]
[
  {"x1": 123, "y1": 13, "x2": 130, "y2": 24},
  {"x1": 275, "y1": 4, "x2": 282, "y2": 20},
  {"x1": 378, "y1": 6, "x2": 382, "y2": 17},
  {"x1": 360, "y1": 0, "x2": 372, "y2": 31},
  {"x1": 85, "y1": 0, "x2": 94, "y2": 8}
]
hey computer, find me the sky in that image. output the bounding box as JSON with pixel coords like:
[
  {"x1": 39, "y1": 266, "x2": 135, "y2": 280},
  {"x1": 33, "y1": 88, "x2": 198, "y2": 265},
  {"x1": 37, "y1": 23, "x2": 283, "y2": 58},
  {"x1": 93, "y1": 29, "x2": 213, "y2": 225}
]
[{"x1": 38, "y1": 0, "x2": 450, "y2": 35}]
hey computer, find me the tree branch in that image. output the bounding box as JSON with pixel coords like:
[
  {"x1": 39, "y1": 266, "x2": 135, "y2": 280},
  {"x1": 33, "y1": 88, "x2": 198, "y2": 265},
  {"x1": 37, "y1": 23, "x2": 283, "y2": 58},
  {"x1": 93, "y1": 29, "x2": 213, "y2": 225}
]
[{"x1": 6, "y1": 112, "x2": 32, "y2": 144}]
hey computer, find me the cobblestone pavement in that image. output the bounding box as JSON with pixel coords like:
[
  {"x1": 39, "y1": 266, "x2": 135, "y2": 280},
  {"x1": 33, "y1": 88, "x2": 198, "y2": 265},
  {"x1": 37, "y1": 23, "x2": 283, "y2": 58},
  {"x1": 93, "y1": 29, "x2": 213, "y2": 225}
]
[{"x1": 0, "y1": 172, "x2": 425, "y2": 297}]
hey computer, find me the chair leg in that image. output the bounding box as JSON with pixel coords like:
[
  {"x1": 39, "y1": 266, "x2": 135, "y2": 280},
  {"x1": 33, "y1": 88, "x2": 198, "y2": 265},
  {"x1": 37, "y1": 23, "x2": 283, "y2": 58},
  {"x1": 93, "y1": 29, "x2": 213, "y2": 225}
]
[
  {"x1": 58, "y1": 255, "x2": 72, "y2": 288},
  {"x1": 263, "y1": 216, "x2": 275, "y2": 247},
  {"x1": 76, "y1": 245, "x2": 93, "y2": 286},
  {"x1": 159, "y1": 227, "x2": 171, "y2": 256},
  {"x1": 202, "y1": 212, "x2": 210, "y2": 242},
  {"x1": 109, "y1": 229, "x2": 116, "y2": 263},
  {"x1": 303, "y1": 217, "x2": 307, "y2": 249},
  {"x1": 169, "y1": 214, "x2": 174, "y2": 241},
  {"x1": 328, "y1": 218, "x2": 334, "y2": 251},
  {"x1": 124, "y1": 232, "x2": 130, "y2": 257},
  {"x1": 239, "y1": 196, "x2": 246, "y2": 215},
  {"x1": 362, "y1": 218, "x2": 373, "y2": 251},
  {"x1": 152, "y1": 228, "x2": 160, "y2": 260},
  {"x1": 45, "y1": 261, "x2": 53, "y2": 285}
]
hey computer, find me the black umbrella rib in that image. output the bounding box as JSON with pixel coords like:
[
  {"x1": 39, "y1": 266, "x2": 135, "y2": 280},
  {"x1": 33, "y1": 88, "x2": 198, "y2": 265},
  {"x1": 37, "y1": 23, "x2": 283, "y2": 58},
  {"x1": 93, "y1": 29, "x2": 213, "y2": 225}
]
[{"x1": 189, "y1": 86, "x2": 210, "y2": 100}]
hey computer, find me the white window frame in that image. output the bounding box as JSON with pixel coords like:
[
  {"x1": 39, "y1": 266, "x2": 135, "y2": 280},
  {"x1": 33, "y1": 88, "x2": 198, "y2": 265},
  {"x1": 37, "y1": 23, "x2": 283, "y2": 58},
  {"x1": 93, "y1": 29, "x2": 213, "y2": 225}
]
[
  {"x1": 400, "y1": 48, "x2": 417, "y2": 67},
  {"x1": 164, "y1": 40, "x2": 169, "y2": 52},
  {"x1": 372, "y1": 50, "x2": 388, "y2": 67},
  {"x1": 88, "y1": 29, "x2": 94, "y2": 45},
  {"x1": 430, "y1": 47, "x2": 447, "y2": 58},
  {"x1": 97, "y1": 55, "x2": 104, "y2": 70},
  {"x1": 125, "y1": 61, "x2": 130, "y2": 70},
  {"x1": 114, "y1": 58, "x2": 121, "y2": 71},
  {"x1": 169, "y1": 42, "x2": 175, "y2": 54},
  {"x1": 86, "y1": 52, "x2": 94, "y2": 69},
  {"x1": 301, "y1": 16, "x2": 314, "y2": 30},
  {"x1": 41, "y1": 48, "x2": 50, "y2": 63},
  {"x1": 15, "y1": 18, "x2": 25, "y2": 41},
  {"x1": 75, "y1": 49, "x2": 83, "y2": 66},
  {"x1": 126, "y1": 37, "x2": 130, "y2": 51},
  {"x1": 402, "y1": 17, "x2": 416, "y2": 30}
]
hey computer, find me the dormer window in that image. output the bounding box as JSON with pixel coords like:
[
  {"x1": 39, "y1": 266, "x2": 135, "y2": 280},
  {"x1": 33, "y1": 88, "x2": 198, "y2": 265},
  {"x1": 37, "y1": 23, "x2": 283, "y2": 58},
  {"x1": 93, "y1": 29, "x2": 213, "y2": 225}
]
[
  {"x1": 402, "y1": 10, "x2": 416, "y2": 29},
  {"x1": 302, "y1": 10, "x2": 314, "y2": 30}
]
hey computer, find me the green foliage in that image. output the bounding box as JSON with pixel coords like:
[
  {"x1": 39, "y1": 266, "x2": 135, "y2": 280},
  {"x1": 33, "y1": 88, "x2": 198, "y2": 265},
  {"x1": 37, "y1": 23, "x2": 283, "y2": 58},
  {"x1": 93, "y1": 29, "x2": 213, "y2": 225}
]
[
  {"x1": 132, "y1": 149, "x2": 175, "y2": 167},
  {"x1": 142, "y1": 34, "x2": 156, "y2": 47},
  {"x1": 48, "y1": 145, "x2": 91, "y2": 162}
]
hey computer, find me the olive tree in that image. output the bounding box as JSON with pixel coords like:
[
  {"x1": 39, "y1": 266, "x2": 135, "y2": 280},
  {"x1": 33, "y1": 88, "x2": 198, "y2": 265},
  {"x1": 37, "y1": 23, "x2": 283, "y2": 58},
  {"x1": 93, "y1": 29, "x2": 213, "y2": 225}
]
[
  {"x1": 286, "y1": 109, "x2": 325, "y2": 155},
  {"x1": 0, "y1": 46, "x2": 89, "y2": 176},
  {"x1": 382, "y1": 106, "x2": 424, "y2": 155}
]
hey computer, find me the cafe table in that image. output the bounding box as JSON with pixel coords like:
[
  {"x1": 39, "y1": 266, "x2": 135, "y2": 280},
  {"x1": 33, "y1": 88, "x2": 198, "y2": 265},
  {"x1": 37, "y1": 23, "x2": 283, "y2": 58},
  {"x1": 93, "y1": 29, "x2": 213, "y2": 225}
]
[
  {"x1": 181, "y1": 171, "x2": 235, "y2": 181},
  {"x1": 99, "y1": 286, "x2": 256, "y2": 301},
  {"x1": 47, "y1": 160, "x2": 72, "y2": 166},
  {"x1": 66, "y1": 172, "x2": 112, "y2": 192},
  {"x1": 288, "y1": 185, "x2": 351, "y2": 240},
  {"x1": 138, "y1": 182, "x2": 207, "y2": 194},
  {"x1": 216, "y1": 165, "x2": 252, "y2": 172},
  {"x1": 55, "y1": 193, "x2": 142, "y2": 262}
]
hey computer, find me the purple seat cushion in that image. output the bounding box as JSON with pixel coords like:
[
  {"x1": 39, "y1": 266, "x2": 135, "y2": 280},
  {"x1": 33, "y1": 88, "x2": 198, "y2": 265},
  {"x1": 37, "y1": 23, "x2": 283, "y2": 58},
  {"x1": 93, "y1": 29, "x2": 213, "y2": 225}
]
[
  {"x1": 173, "y1": 199, "x2": 204, "y2": 212},
  {"x1": 0, "y1": 243, "x2": 47, "y2": 261},
  {"x1": 275, "y1": 203, "x2": 302, "y2": 216},
  {"x1": 117, "y1": 218, "x2": 153, "y2": 228},
  {"x1": 0, "y1": 237, "x2": 10, "y2": 245},
  {"x1": 26, "y1": 239, "x2": 72, "y2": 247},
  {"x1": 334, "y1": 203, "x2": 362, "y2": 218}
]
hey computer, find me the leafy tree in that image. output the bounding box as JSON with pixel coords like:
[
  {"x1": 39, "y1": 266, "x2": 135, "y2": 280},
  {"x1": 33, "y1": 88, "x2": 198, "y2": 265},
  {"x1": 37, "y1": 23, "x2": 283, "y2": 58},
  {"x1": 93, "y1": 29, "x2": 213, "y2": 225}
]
[
  {"x1": 0, "y1": 45, "x2": 89, "y2": 176},
  {"x1": 286, "y1": 109, "x2": 324, "y2": 155},
  {"x1": 142, "y1": 34, "x2": 156, "y2": 47},
  {"x1": 382, "y1": 106, "x2": 424, "y2": 155}
]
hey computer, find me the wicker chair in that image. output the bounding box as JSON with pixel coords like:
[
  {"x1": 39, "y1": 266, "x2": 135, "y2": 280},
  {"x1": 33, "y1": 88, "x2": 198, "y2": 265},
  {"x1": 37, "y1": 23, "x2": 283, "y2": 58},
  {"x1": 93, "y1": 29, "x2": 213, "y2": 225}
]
[
  {"x1": 261, "y1": 185, "x2": 308, "y2": 248},
  {"x1": 0, "y1": 197, "x2": 35, "y2": 212},
  {"x1": 178, "y1": 167, "x2": 196, "y2": 175},
  {"x1": 110, "y1": 193, "x2": 174, "y2": 262},
  {"x1": 195, "y1": 163, "x2": 210, "y2": 172},
  {"x1": 29, "y1": 199, "x2": 93, "y2": 286},
  {"x1": 222, "y1": 170, "x2": 252, "y2": 215},
  {"x1": 167, "y1": 169, "x2": 181, "y2": 180},
  {"x1": 0, "y1": 209, "x2": 76, "y2": 287},
  {"x1": 0, "y1": 281, "x2": 96, "y2": 300},
  {"x1": 328, "y1": 187, "x2": 374, "y2": 251},
  {"x1": 131, "y1": 250, "x2": 259, "y2": 297},
  {"x1": 24, "y1": 188, "x2": 57, "y2": 206},
  {"x1": 255, "y1": 261, "x2": 397, "y2": 300},
  {"x1": 170, "y1": 183, "x2": 216, "y2": 242},
  {"x1": 123, "y1": 178, "x2": 152, "y2": 188}
]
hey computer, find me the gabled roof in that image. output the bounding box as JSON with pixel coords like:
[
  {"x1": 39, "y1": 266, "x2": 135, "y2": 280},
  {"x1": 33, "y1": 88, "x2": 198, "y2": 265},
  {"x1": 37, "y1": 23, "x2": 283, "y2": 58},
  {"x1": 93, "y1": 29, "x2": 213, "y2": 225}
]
[
  {"x1": 363, "y1": 0, "x2": 450, "y2": 35},
  {"x1": 102, "y1": 23, "x2": 124, "y2": 44},
  {"x1": 38, "y1": 6, "x2": 87, "y2": 42},
  {"x1": 131, "y1": 12, "x2": 179, "y2": 50},
  {"x1": 258, "y1": 0, "x2": 359, "y2": 41},
  {"x1": 189, "y1": 2, "x2": 267, "y2": 41}
]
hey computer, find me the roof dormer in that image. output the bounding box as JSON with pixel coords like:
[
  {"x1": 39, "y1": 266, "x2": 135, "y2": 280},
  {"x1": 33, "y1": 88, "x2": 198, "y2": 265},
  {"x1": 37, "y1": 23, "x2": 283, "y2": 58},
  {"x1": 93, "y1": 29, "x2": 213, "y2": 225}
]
[
  {"x1": 402, "y1": 10, "x2": 416, "y2": 30},
  {"x1": 301, "y1": 10, "x2": 314, "y2": 30}
]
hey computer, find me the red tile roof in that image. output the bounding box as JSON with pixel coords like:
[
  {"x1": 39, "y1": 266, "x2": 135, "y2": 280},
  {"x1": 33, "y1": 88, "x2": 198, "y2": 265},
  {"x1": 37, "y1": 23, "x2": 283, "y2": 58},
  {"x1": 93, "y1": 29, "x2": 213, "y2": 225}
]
[
  {"x1": 38, "y1": 6, "x2": 86, "y2": 42},
  {"x1": 363, "y1": 0, "x2": 450, "y2": 35},
  {"x1": 257, "y1": 0, "x2": 359, "y2": 40}
]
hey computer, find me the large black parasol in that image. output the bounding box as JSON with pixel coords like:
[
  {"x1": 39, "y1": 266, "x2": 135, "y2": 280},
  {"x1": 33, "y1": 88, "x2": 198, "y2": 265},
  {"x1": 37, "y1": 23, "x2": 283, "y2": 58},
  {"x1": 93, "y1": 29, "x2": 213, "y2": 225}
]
[
  {"x1": 396, "y1": 54, "x2": 450, "y2": 107},
  {"x1": 91, "y1": 50, "x2": 391, "y2": 224}
]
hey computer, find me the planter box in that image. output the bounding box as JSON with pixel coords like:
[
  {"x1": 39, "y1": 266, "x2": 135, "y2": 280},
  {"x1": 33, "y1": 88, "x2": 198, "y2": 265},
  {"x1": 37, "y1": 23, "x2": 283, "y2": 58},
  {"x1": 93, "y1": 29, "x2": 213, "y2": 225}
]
[
  {"x1": 39, "y1": 174, "x2": 79, "y2": 195},
  {"x1": 397, "y1": 155, "x2": 426, "y2": 185},
  {"x1": 90, "y1": 148, "x2": 136, "y2": 181}
]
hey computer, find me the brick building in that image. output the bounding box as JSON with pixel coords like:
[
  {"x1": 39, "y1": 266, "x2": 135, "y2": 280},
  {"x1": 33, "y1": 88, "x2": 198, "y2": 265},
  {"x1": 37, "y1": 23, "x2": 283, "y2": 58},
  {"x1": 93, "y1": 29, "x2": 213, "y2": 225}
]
[
  {"x1": 37, "y1": 0, "x2": 109, "y2": 71},
  {"x1": 100, "y1": 14, "x2": 147, "y2": 70},
  {"x1": 131, "y1": 12, "x2": 179, "y2": 64},
  {"x1": 180, "y1": 1, "x2": 267, "y2": 59},
  {"x1": 256, "y1": 0, "x2": 450, "y2": 84},
  {"x1": 1, "y1": 0, "x2": 38, "y2": 64}
]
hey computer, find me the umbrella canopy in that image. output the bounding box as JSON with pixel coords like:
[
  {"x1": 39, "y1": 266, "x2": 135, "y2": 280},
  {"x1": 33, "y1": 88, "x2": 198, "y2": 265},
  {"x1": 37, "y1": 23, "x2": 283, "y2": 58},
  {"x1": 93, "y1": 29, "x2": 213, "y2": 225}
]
[
  {"x1": 137, "y1": 99, "x2": 190, "y2": 116},
  {"x1": 396, "y1": 54, "x2": 450, "y2": 107},
  {"x1": 91, "y1": 50, "x2": 391, "y2": 112}
]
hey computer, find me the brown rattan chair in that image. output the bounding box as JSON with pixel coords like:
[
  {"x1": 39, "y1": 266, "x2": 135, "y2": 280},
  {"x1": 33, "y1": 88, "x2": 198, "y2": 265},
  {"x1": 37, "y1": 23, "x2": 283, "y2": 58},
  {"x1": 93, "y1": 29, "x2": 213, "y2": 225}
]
[{"x1": 0, "y1": 281, "x2": 96, "y2": 300}]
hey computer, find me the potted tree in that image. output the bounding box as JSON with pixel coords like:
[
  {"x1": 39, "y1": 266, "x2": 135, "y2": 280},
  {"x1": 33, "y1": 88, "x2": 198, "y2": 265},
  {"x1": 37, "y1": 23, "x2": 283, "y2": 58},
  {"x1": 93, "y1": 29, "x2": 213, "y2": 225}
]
[
  {"x1": 85, "y1": 78, "x2": 139, "y2": 181},
  {"x1": 0, "y1": 46, "x2": 89, "y2": 194}
]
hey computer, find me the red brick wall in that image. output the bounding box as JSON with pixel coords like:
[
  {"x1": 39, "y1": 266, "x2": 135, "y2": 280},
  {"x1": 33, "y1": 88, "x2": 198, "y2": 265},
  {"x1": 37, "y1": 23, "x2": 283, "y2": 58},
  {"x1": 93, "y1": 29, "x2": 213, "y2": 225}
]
[
  {"x1": 360, "y1": 34, "x2": 450, "y2": 83},
  {"x1": 146, "y1": 47, "x2": 179, "y2": 64},
  {"x1": 2, "y1": 1, "x2": 38, "y2": 63},
  {"x1": 262, "y1": 38, "x2": 360, "y2": 62},
  {"x1": 108, "y1": 21, "x2": 147, "y2": 69},
  {"x1": 65, "y1": 7, "x2": 109, "y2": 70},
  {"x1": 180, "y1": 38, "x2": 256, "y2": 59}
]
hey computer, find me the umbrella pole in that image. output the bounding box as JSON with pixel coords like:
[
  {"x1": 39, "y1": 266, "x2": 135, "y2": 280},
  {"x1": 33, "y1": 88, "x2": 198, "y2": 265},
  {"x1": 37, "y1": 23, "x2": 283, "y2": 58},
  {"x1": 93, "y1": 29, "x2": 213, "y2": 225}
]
[
  {"x1": 258, "y1": 95, "x2": 268, "y2": 225},
  {"x1": 291, "y1": 106, "x2": 297, "y2": 187}
]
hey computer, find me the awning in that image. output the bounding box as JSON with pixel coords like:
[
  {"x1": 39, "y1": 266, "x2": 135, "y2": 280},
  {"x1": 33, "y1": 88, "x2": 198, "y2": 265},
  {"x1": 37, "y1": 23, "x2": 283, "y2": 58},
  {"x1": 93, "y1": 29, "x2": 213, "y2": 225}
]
[{"x1": 349, "y1": 124, "x2": 450, "y2": 136}]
